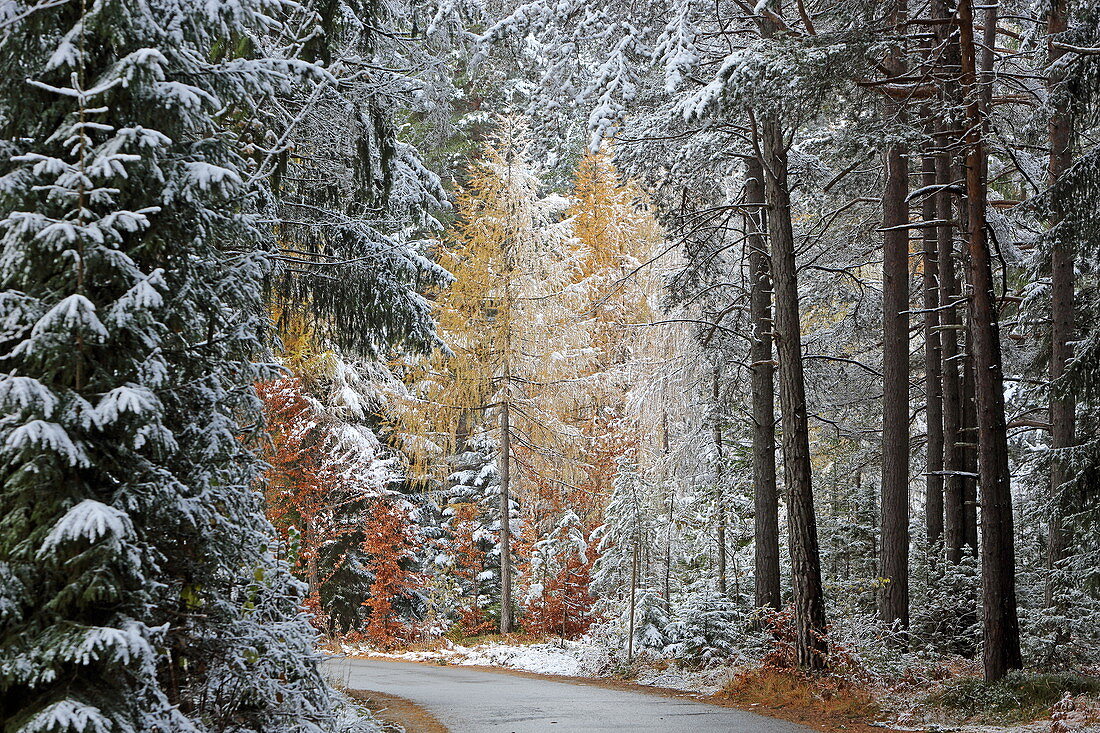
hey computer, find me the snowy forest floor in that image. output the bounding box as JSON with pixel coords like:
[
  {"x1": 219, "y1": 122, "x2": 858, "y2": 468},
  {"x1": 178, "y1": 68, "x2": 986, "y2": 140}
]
[{"x1": 323, "y1": 636, "x2": 1100, "y2": 733}]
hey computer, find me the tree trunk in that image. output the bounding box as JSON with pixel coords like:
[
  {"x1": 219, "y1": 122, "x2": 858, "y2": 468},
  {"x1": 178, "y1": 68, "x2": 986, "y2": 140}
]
[
  {"x1": 919, "y1": 13, "x2": 944, "y2": 551},
  {"x1": 961, "y1": 333, "x2": 980, "y2": 554},
  {"x1": 932, "y1": 0, "x2": 968, "y2": 565},
  {"x1": 762, "y1": 118, "x2": 828, "y2": 669},
  {"x1": 1045, "y1": 0, "x2": 1076, "y2": 611},
  {"x1": 921, "y1": 121, "x2": 945, "y2": 551},
  {"x1": 957, "y1": 0, "x2": 1022, "y2": 681},
  {"x1": 880, "y1": 0, "x2": 911, "y2": 629},
  {"x1": 305, "y1": 517, "x2": 319, "y2": 599},
  {"x1": 747, "y1": 154, "x2": 781, "y2": 612},
  {"x1": 714, "y1": 368, "x2": 727, "y2": 595},
  {"x1": 499, "y1": 399, "x2": 514, "y2": 634},
  {"x1": 938, "y1": 148, "x2": 967, "y2": 564},
  {"x1": 948, "y1": 5, "x2": 981, "y2": 561},
  {"x1": 499, "y1": 143, "x2": 517, "y2": 636},
  {"x1": 958, "y1": 197, "x2": 980, "y2": 557}
]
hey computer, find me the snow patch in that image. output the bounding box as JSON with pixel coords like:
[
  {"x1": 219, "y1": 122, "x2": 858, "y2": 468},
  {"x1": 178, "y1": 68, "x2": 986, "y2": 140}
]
[
  {"x1": 39, "y1": 499, "x2": 133, "y2": 555},
  {"x1": 22, "y1": 700, "x2": 111, "y2": 733}
]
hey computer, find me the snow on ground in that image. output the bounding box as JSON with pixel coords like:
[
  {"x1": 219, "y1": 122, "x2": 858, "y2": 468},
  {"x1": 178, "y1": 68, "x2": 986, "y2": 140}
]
[
  {"x1": 336, "y1": 637, "x2": 738, "y2": 695},
  {"x1": 876, "y1": 692, "x2": 1100, "y2": 733},
  {"x1": 337, "y1": 638, "x2": 587, "y2": 676},
  {"x1": 631, "y1": 664, "x2": 735, "y2": 695},
  {"x1": 458, "y1": 640, "x2": 587, "y2": 675}
]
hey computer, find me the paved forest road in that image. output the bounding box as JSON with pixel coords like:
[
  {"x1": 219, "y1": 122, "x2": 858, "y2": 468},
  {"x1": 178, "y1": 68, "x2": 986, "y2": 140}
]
[{"x1": 323, "y1": 657, "x2": 814, "y2": 732}]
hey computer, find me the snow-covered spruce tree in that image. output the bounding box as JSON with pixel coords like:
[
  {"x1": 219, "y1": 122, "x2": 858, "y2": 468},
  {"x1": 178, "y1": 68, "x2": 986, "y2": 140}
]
[
  {"x1": 1019, "y1": 3, "x2": 1100, "y2": 668},
  {"x1": 0, "y1": 2, "x2": 339, "y2": 730},
  {"x1": 437, "y1": 436, "x2": 509, "y2": 634},
  {"x1": 630, "y1": 587, "x2": 669, "y2": 653},
  {"x1": 664, "y1": 580, "x2": 743, "y2": 665},
  {"x1": 593, "y1": 450, "x2": 664, "y2": 652},
  {"x1": 593, "y1": 451, "x2": 658, "y2": 598}
]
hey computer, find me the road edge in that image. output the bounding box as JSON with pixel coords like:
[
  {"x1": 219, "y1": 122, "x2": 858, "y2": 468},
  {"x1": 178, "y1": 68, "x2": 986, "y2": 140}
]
[
  {"x1": 342, "y1": 656, "x2": 895, "y2": 733},
  {"x1": 345, "y1": 687, "x2": 450, "y2": 733}
]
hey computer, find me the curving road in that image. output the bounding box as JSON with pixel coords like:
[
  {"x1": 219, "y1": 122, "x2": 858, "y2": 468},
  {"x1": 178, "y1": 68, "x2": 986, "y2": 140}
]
[{"x1": 323, "y1": 657, "x2": 813, "y2": 732}]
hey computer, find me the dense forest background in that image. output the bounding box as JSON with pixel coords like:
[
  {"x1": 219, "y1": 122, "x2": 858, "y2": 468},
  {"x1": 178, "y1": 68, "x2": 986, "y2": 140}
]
[{"x1": 2, "y1": 0, "x2": 1099, "y2": 731}]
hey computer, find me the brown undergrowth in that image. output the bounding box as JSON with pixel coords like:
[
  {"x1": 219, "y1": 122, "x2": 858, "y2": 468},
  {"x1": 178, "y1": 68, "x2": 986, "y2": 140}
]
[{"x1": 715, "y1": 667, "x2": 885, "y2": 732}]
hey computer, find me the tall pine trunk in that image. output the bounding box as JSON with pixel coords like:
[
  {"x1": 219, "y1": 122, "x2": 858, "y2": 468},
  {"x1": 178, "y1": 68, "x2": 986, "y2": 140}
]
[
  {"x1": 880, "y1": 0, "x2": 911, "y2": 627},
  {"x1": 628, "y1": 543, "x2": 638, "y2": 660},
  {"x1": 1045, "y1": 0, "x2": 1076, "y2": 611},
  {"x1": 958, "y1": 171, "x2": 981, "y2": 558},
  {"x1": 932, "y1": 0, "x2": 970, "y2": 565},
  {"x1": 921, "y1": 121, "x2": 945, "y2": 550},
  {"x1": 747, "y1": 155, "x2": 781, "y2": 612},
  {"x1": 938, "y1": 145, "x2": 968, "y2": 564},
  {"x1": 957, "y1": 0, "x2": 1022, "y2": 680},
  {"x1": 762, "y1": 118, "x2": 828, "y2": 669},
  {"x1": 949, "y1": 2, "x2": 982, "y2": 560},
  {"x1": 961, "y1": 346, "x2": 981, "y2": 553}
]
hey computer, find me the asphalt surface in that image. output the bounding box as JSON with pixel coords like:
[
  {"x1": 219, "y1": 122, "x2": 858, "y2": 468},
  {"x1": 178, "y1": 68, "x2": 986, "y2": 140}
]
[{"x1": 323, "y1": 657, "x2": 814, "y2": 732}]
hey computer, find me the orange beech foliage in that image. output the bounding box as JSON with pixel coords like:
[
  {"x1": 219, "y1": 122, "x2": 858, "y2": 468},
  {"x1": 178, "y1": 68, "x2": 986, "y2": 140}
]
[
  {"x1": 522, "y1": 507, "x2": 598, "y2": 638},
  {"x1": 515, "y1": 442, "x2": 618, "y2": 639},
  {"x1": 255, "y1": 376, "x2": 334, "y2": 621},
  {"x1": 523, "y1": 551, "x2": 597, "y2": 639},
  {"x1": 362, "y1": 498, "x2": 421, "y2": 648},
  {"x1": 258, "y1": 375, "x2": 422, "y2": 641}
]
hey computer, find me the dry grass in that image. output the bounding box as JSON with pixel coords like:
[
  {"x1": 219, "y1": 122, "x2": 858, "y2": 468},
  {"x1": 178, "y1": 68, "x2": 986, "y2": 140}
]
[
  {"x1": 716, "y1": 667, "x2": 882, "y2": 731},
  {"x1": 345, "y1": 689, "x2": 448, "y2": 733}
]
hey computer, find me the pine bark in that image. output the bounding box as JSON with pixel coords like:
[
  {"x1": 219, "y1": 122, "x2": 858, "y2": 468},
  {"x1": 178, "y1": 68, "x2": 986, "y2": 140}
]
[
  {"x1": 921, "y1": 124, "x2": 945, "y2": 550},
  {"x1": 938, "y1": 192, "x2": 968, "y2": 564},
  {"x1": 762, "y1": 118, "x2": 828, "y2": 669},
  {"x1": 1045, "y1": 0, "x2": 1076, "y2": 610},
  {"x1": 957, "y1": 0, "x2": 1022, "y2": 681},
  {"x1": 932, "y1": 0, "x2": 969, "y2": 565},
  {"x1": 880, "y1": 0, "x2": 911, "y2": 628},
  {"x1": 880, "y1": 202, "x2": 911, "y2": 623},
  {"x1": 960, "y1": 335, "x2": 980, "y2": 553},
  {"x1": 747, "y1": 155, "x2": 781, "y2": 612},
  {"x1": 946, "y1": 0, "x2": 981, "y2": 559},
  {"x1": 958, "y1": 167, "x2": 981, "y2": 558}
]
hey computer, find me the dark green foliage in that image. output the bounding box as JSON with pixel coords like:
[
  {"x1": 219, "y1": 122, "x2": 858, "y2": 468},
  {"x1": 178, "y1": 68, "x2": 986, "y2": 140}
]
[
  {"x1": 267, "y1": 2, "x2": 456, "y2": 359},
  {"x1": 0, "y1": 1, "x2": 339, "y2": 730},
  {"x1": 928, "y1": 672, "x2": 1100, "y2": 724}
]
